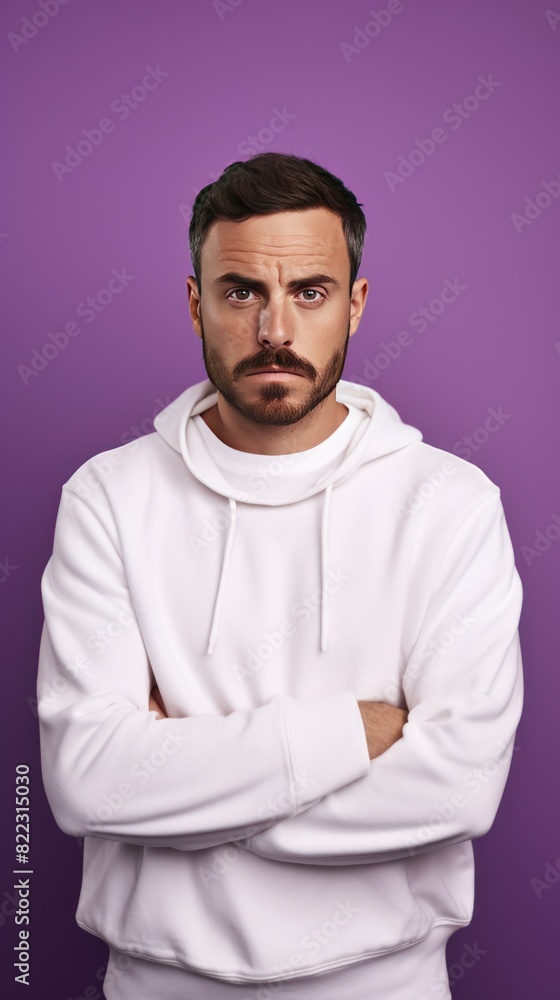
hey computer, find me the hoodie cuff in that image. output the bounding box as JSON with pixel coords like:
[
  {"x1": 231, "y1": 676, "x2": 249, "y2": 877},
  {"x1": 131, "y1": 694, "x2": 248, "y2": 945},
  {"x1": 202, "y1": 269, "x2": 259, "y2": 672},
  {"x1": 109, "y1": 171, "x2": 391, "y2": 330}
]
[{"x1": 285, "y1": 691, "x2": 371, "y2": 813}]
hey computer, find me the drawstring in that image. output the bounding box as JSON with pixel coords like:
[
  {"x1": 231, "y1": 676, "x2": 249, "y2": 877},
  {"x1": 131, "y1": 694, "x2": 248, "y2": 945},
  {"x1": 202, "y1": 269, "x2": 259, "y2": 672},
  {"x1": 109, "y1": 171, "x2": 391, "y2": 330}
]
[
  {"x1": 206, "y1": 486, "x2": 333, "y2": 656},
  {"x1": 206, "y1": 497, "x2": 237, "y2": 655},
  {"x1": 320, "y1": 483, "x2": 332, "y2": 653}
]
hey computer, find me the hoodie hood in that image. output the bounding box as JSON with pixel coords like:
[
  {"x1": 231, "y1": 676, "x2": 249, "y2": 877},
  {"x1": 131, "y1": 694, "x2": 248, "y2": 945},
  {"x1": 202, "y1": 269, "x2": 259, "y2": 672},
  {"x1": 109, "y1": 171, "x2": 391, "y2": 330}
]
[{"x1": 154, "y1": 378, "x2": 422, "y2": 656}]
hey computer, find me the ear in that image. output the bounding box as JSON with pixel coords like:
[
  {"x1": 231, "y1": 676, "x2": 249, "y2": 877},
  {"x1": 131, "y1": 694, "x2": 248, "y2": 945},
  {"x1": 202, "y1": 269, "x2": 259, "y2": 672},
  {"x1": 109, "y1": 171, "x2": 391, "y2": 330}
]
[
  {"x1": 349, "y1": 277, "x2": 369, "y2": 336},
  {"x1": 186, "y1": 276, "x2": 202, "y2": 338}
]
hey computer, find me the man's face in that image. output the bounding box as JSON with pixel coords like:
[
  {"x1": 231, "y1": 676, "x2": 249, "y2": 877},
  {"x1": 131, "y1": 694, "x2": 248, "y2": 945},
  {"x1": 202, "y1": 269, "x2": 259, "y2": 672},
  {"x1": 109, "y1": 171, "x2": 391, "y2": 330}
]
[{"x1": 186, "y1": 207, "x2": 367, "y2": 427}]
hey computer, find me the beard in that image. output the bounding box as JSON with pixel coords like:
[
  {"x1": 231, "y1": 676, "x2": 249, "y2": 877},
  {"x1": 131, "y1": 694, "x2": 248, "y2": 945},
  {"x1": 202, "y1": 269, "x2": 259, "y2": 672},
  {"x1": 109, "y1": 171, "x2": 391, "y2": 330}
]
[{"x1": 199, "y1": 315, "x2": 351, "y2": 427}]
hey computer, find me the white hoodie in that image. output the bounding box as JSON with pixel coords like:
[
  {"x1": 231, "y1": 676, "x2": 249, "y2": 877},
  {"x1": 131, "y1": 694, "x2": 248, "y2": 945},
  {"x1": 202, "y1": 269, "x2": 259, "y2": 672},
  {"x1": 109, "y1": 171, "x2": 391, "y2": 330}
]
[{"x1": 37, "y1": 377, "x2": 523, "y2": 985}]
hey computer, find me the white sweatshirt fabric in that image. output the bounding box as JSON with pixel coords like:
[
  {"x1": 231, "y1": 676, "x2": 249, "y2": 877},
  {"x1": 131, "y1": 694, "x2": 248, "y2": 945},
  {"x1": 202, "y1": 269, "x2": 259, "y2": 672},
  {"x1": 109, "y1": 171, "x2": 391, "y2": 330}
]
[
  {"x1": 37, "y1": 377, "x2": 524, "y2": 993},
  {"x1": 190, "y1": 398, "x2": 366, "y2": 501},
  {"x1": 105, "y1": 923, "x2": 454, "y2": 999},
  {"x1": 103, "y1": 400, "x2": 452, "y2": 999}
]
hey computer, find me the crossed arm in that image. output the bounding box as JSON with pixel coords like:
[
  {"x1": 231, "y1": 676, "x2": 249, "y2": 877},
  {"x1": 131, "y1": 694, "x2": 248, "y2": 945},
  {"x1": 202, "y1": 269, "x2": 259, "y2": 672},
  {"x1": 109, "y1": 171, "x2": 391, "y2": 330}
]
[
  {"x1": 149, "y1": 687, "x2": 408, "y2": 762},
  {"x1": 39, "y1": 486, "x2": 522, "y2": 864},
  {"x1": 151, "y1": 490, "x2": 523, "y2": 868}
]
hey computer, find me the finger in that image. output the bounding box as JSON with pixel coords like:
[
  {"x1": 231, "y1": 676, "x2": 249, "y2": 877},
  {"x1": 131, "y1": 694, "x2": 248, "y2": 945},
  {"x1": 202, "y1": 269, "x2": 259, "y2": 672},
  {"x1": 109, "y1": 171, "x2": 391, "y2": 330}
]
[{"x1": 148, "y1": 694, "x2": 166, "y2": 719}]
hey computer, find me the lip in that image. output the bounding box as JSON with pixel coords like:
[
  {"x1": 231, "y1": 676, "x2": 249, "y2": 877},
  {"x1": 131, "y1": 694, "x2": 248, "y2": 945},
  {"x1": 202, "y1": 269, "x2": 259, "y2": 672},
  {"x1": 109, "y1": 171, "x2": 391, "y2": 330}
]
[{"x1": 246, "y1": 368, "x2": 304, "y2": 378}]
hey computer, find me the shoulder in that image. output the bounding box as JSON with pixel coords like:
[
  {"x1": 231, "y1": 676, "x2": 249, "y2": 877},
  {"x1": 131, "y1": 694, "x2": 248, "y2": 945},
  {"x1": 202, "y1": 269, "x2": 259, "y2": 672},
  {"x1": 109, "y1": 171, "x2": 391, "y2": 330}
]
[
  {"x1": 395, "y1": 440, "x2": 501, "y2": 529},
  {"x1": 61, "y1": 432, "x2": 177, "y2": 509}
]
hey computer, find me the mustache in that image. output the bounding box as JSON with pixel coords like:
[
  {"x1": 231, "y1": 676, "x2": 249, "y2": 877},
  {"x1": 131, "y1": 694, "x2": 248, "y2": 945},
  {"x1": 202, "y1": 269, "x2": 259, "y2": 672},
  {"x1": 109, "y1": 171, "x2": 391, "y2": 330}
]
[{"x1": 237, "y1": 350, "x2": 314, "y2": 378}]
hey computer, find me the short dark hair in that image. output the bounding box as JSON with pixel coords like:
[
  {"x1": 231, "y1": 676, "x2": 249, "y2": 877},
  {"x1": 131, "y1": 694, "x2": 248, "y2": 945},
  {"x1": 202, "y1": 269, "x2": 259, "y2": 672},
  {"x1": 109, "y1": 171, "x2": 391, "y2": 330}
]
[{"x1": 188, "y1": 152, "x2": 367, "y2": 296}]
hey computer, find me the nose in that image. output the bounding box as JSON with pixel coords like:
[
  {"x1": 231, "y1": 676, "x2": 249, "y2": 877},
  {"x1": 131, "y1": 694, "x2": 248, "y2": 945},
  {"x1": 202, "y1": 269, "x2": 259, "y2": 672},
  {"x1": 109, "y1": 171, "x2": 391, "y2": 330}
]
[{"x1": 256, "y1": 299, "x2": 294, "y2": 350}]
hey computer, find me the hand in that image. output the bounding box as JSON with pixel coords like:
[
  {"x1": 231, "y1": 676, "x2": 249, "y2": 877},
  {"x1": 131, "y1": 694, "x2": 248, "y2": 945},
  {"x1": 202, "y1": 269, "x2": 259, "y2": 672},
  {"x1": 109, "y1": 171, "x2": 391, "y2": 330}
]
[
  {"x1": 357, "y1": 700, "x2": 408, "y2": 760},
  {"x1": 149, "y1": 684, "x2": 168, "y2": 720}
]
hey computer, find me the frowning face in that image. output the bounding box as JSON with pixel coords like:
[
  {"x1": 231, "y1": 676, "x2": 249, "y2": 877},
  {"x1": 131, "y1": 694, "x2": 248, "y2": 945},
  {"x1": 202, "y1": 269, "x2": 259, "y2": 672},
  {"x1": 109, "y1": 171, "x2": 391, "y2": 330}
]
[{"x1": 187, "y1": 207, "x2": 368, "y2": 430}]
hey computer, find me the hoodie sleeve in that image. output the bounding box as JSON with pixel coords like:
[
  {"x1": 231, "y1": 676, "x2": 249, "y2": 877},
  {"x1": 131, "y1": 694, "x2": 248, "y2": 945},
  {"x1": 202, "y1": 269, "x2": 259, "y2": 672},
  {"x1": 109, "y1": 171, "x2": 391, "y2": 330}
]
[
  {"x1": 37, "y1": 486, "x2": 371, "y2": 852},
  {"x1": 242, "y1": 490, "x2": 524, "y2": 866}
]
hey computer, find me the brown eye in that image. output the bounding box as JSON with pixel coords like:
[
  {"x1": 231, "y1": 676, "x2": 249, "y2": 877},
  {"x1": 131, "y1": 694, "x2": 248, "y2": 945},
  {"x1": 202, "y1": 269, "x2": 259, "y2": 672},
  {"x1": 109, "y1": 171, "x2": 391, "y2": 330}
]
[{"x1": 227, "y1": 289, "x2": 255, "y2": 302}]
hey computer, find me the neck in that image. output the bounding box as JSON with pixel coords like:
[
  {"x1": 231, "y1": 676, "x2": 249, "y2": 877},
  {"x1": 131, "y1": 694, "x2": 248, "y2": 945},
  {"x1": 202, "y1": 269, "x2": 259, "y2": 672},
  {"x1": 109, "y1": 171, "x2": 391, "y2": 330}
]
[{"x1": 201, "y1": 396, "x2": 349, "y2": 455}]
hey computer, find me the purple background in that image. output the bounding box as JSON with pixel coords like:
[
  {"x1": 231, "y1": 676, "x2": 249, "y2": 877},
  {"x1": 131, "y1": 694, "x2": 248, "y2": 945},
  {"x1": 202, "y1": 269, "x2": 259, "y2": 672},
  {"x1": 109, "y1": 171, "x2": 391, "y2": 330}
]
[{"x1": 2, "y1": 0, "x2": 559, "y2": 996}]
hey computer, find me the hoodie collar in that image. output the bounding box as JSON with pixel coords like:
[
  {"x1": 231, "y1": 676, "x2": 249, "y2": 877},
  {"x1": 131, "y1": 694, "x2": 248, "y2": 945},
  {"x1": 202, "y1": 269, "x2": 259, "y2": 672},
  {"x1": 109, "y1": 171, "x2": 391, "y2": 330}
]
[{"x1": 154, "y1": 378, "x2": 422, "y2": 655}]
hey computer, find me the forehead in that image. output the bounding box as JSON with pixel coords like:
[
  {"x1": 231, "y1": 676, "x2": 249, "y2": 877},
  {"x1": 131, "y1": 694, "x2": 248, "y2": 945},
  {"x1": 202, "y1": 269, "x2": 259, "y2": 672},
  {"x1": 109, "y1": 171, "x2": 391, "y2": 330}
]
[{"x1": 201, "y1": 208, "x2": 348, "y2": 277}]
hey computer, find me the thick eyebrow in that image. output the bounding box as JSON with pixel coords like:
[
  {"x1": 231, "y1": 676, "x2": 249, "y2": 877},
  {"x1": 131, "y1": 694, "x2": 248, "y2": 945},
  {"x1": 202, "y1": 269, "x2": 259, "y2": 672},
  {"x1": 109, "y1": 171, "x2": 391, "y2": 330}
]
[{"x1": 213, "y1": 271, "x2": 341, "y2": 293}]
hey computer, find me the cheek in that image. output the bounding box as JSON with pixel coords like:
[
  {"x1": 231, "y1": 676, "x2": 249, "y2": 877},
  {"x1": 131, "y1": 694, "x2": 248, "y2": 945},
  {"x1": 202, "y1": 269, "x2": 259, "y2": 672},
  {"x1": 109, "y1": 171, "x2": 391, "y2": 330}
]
[
  {"x1": 304, "y1": 313, "x2": 348, "y2": 354},
  {"x1": 210, "y1": 300, "x2": 256, "y2": 338},
  {"x1": 203, "y1": 320, "x2": 255, "y2": 365}
]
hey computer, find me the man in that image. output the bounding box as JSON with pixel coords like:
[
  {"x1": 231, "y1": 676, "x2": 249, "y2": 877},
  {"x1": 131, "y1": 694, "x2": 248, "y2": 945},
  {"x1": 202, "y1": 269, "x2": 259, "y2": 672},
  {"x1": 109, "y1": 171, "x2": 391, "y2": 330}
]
[{"x1": 37, "y1": 152, "x2": 523, "y2": 999}]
